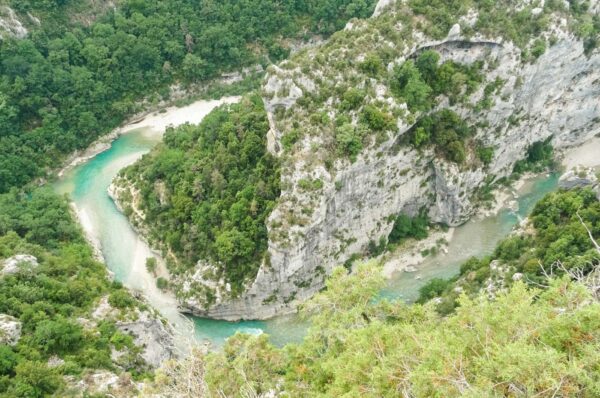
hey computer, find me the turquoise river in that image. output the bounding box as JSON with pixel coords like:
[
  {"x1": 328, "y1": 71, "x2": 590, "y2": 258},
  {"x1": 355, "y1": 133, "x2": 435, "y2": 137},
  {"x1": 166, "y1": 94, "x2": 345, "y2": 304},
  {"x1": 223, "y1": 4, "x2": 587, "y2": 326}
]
[{"x1": 53, "y1": 105, "x2": 561, "y2": 349}]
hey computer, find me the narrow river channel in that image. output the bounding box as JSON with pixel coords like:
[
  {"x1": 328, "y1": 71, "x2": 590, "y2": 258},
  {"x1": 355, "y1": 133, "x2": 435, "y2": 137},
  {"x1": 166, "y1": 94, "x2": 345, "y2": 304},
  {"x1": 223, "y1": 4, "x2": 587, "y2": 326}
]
[{"x1": 53, "y1": 98, "x2": 572, "y2": 349}]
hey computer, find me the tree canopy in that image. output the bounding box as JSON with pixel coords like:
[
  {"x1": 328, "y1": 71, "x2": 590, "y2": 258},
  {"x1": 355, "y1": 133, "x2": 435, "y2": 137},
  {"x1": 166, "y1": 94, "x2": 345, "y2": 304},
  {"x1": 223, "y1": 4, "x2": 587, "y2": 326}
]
[
  {"x1": 120, "y1": 95, "x2": 280, "y2": 295},
  {"x1": 0, "y1": 0, "x2": 377, "y2": 193}
]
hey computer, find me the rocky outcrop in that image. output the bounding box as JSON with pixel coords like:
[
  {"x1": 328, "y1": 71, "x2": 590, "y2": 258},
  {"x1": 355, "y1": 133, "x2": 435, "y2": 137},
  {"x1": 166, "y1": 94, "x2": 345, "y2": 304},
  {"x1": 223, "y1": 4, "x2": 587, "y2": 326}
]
[
  {"x1": 90, "y1": 295, "x2": 176, "y2": 368},
  {"x1": 67, "y1": 370, "x2": 141, "y2": 397},
  {"x1": 116, "y1": 310, "x2": 175, "y2": 368},
  {"x1": 373, "y1": 0, "x2": 395, "y2": 17},
  {"x1": 178, "y1": 4, "x2": 600, "y2": 320},
  {"x1": 559, "y1": 168, "x2": 598, "y2": 190},
  {"x1": 1, "y1": 254, "x2": 38, "y2": 276},
  {"x1": 0, "y1": 6, "x2": 28, "y2": 38},
  {"x1": 0, "y1": 314, "x2": 22, "y2": 346}
]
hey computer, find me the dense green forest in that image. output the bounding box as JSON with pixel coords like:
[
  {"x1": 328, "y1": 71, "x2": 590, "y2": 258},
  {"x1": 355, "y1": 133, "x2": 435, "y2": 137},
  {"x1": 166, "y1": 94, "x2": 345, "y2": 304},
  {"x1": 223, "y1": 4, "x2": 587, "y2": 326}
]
[
  {"x1": 0, "y1": 188, "x2": 148, "y2": 397},
  {"x1": 152, "y1": 188, "x2": 600, "y2": 397},
  {"x1": 0, "y1": 0, "x2": 376, "y2": 193},
  {"x1": 118, "y1": 95, "x2": 280, "y2": 295}
]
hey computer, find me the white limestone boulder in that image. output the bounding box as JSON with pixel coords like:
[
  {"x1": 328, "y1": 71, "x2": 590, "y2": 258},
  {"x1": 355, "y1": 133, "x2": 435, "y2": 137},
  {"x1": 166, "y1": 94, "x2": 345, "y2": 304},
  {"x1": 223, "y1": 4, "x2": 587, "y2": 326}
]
[{"x1": 0, "y1": 314, "x2": 22, "y2": 346}]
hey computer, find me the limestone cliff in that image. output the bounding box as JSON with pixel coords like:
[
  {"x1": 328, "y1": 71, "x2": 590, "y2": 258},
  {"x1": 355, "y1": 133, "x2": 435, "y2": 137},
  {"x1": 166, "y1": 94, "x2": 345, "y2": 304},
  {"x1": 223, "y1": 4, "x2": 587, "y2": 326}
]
[{"x1": 179, "y1": 1, "x2": 600, "y2": 320}]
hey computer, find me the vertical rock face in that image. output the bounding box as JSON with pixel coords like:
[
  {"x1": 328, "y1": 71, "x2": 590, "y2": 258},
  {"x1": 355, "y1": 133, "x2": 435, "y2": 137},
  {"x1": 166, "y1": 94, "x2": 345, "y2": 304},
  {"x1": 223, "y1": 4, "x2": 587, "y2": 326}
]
[
  {"x1": 116, "y1": 311, "x2": 175, "y2": 368},
  {"x1": 182, "y1": 9, "x2": 600, "y2": 320}
]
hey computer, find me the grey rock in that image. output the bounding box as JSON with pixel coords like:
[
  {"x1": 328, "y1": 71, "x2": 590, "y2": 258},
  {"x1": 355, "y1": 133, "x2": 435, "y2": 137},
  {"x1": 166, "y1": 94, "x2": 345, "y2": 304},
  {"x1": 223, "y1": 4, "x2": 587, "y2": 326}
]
[
  {"x1": 559, "y1": 169, "x2": 598, "y2": 190},
  {"x1": 117, "y1": 310, "x2": 175, "y2": 368},
  {"x1": 512, "y1": 273, "x2": 524, "y2": 281},
  {"x1": 1, "y1": 254, "x2": 38, "y2": 276},
  {"x1": 372, "y1": 0, "x2": 395, "y2": 17},
  {"x1": 174, "y1": 13, "x2": 600, "y2": 320},
  {"x1": 0, "y1": 314, "x2": 22, "y2": 346},
  {"x1": 0, "y1": 6, "x2": 28, "y2": 39},
  {"x1": 47, "y1": 356, "x2": 65, "y2": 368}
]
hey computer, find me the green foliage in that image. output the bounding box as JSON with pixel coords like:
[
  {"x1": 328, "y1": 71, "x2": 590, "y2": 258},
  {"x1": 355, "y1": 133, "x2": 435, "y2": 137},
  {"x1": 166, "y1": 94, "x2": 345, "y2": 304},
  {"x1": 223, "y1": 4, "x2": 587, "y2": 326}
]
[
  {"x1": 388, "y1": 212, "x2": 429, "y2": 244},
  {"x1": 145, "y1": 257, "x2": 157, "y2": 275},
  {"x1": 297, "y1": 178, "x2": 324, "y2": 192},
  {"x1": 10, "y1": 361, "x2": 63, "y2": 398},
  {"x1": 417, "y1": 277, "x2": 451, "y2": 303},
  {"x1": 339, "y1": 88, "x2": 365, "y2": 111},
  {"x1": 108, "y1": 289, "x2": 136, "y2": 309},
  {"x1": 359, "y1": 53, "x2": 384, "y2": 76},
  {"x1": 407, "y1": 109, "x2": 473, "y2": 163},
  {"x1": 281, "y1": 129, "x2": 301, "y2": 151},
  {"x1": 409, "y1": 0, "x2": 550, "y2": 46},
  {"x1": 391, "y1": 60, "x2": 432, "y2": 112},
  {"x1": 0, "y1": 0, "x2": 377, "y2": 193},
  {"x1": 122, "y1": 95, "x2": 280, "y2": 294},
  {"x1": 335, "y1": 123, "x2": 364, "y2": 161},
  {"x1": 156, "y1": 277, "x2": 168, "y2": 291},
  {"x1": 391, "y1": 51, "x2": 483, "y2": 112},
  {"x1": 360, "y1": 105, "x2": 394, "y2": 131},
  {"x1": 33, "y1": 317, "x2": 83, "y2": 355},
  {"x1": 0, "y1": 346, "x2": 18, "y2": 376},
  {"x1": 531, "y1": 38, "x2": 547, "y2": 58},
  {"x1": 0, "y1": 188, "x2": 82, "y2": 249},
  {"x1": 477, "y1": 145, "x2": 495, "y2": 165},
  {"x1": 201, "y1": 261, "x2": 600, "y2": 397},
  {"x1": 420, "y1": 188, "x2": 600, "y2": 313},
  {"x1": 513, "y1": 138, "x2": 554, "y2": 174},
  {"x1": 367, "y1": 236, "x2": 387, "y2": 257},
  {"x1": 0, "y1": 188, "x2": 146, "y2": 395}
]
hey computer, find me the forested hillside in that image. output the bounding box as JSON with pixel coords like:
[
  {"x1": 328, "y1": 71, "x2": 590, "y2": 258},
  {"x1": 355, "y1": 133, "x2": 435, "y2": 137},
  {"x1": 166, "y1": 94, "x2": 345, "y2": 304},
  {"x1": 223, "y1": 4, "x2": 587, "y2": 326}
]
[
  {"x1": 115, "y1": 95, "x2": 280, "y2": 296},
  {"x1": 152, "y1": 188, "x2": 600, "y2": 397},
  {"x1": 0, "y1": 0, "x2": 376, "y2": 192},
  {"x1": 0, "y1": 188, "x2": 160, "y2": 397}
]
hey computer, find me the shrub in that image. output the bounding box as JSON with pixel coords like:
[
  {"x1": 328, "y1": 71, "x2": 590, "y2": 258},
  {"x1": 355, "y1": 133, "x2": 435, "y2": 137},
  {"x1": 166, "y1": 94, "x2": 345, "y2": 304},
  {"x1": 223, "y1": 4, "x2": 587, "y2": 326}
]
[
  {"x1": 388, "y1": 213, "x2": 429, "y2": 244},
  {"x1": 417, "y1": 278, "x2": 451, "y2": 303},
  {"x1": 477, "y1": 146, "x2": 495, "y2": 165},
  {"x1": 0, "y1": 346, "x2": 18, "y2": 376},
  {"x1": 146, "y1": 257, "x2": 158, "y2": 275},
  {"x1": 33, "y1": 318, "x2": 83, "y2": 355},
  {"x1": 108, "y1": 290, "x2": 136, "y2": 309},
  {"x1": 156, "y1": 278, "x2": 168, "y2": 290},
  {"x1": 339, "y1": 88, "x2": 365, "y2": 111}
]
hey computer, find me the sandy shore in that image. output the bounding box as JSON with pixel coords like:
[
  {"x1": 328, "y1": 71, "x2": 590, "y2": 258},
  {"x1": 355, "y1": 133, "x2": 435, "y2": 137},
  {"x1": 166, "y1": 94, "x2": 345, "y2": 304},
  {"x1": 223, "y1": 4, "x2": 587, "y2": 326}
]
[
  {"x1": 382, "y1": 228, "x2": 454, "y2": 278},
  {"x1": 71, "y1": 204, "x2": 104, "y2": 261},
  {"x1": 560, "y1": 136, "x2": 600, "y2": 170},
  {"x1": 58, "y1": 96, "x2": 240, "y2": 177},
  {"x1": 121, "y1": 97, "x2": 240, "y2": 136}
]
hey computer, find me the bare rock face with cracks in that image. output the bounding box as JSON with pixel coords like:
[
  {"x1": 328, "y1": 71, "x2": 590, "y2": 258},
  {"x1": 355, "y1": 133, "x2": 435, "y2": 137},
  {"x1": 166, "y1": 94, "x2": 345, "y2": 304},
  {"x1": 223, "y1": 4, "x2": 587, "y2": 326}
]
[{"x1": 112, "y1": 1, "x2": 600, "y2": 320}]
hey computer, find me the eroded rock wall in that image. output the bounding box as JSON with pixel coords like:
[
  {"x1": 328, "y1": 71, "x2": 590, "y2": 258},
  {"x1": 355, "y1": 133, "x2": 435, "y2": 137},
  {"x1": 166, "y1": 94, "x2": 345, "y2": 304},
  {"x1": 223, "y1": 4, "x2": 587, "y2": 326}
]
[{"x1": 182, "y1": 14, "x2": 600, "y2": 320}]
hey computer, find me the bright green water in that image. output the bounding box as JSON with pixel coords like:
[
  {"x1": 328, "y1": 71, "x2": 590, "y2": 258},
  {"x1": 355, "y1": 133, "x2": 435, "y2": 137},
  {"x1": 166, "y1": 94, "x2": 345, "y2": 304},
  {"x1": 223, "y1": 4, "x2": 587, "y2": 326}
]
[{"x1": 54, "y1": 126, "x2": 559, "y2": 348}]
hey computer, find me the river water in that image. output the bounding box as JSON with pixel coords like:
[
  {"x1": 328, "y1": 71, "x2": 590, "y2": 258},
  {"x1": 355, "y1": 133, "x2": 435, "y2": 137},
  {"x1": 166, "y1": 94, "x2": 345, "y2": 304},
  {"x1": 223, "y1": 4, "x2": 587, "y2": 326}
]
[{"x1": 53, "y1": 101, "x2": 563, "y2": 348}]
